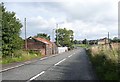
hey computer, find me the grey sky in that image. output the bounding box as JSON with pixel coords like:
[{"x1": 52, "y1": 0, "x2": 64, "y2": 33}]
[{"x1": 2, "y1": 0, "x2": 119, "y2": 40}]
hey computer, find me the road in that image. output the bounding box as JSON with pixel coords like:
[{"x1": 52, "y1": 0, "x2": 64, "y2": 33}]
[{"x1": 1, "y1": 48, "x2": 97, "y2": 81}]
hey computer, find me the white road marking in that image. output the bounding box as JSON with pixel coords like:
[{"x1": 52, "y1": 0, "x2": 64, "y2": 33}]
[
  {"x1": 1, "y1": 54, "x2": 59, "y2": 72},
  {"x1": 40, "y1": 54, "x2": 59, "y2": 61},
  {"x1": 68, "y1": 55, "x2": 72, "y2": 58},
  {"x1": 0, "y1": 64, "x2": 24, "y2": 72},
  {"x1": 54, "y1": 58, "x2": 66, "y2": 66},
  {"x1": 40, "y1": 57, "x2": 48, "y2": 60},
  {"x1": 29, "y1": 71, "x2": 45, "y2": 81}
]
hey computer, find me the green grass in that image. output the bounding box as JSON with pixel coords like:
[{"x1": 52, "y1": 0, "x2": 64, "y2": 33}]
[
  {"x1": 73, "y1": 44, "x2": 90, "y2": 48},
  {"x1": 87, "y1": 46, "x2": 119, "y2": 80},
  {"x1": 0, "y1": 50, "x2": 41, "y2": 64}
]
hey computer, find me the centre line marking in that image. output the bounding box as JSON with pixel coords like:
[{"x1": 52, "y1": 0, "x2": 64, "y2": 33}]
[
  {"x1": 29, "y1": 71, "x2": 45, "y2": 81},
  {"x1": 68, "y1": 55, "x2": 72, "y2": 58},
  {"x1": 54, "y1": 58, "x2": 66, "y2": 66}
]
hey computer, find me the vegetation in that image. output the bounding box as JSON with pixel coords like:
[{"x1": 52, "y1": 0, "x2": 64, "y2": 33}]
[
  {"x1": 1, "y1": 3, "x2": 23, "y2": 57},
  {"x1": 87, "y1": 44, "x2": 119, "y2": 80},
  {"x1": 0, "y1": 3, "x2": 42, "y2": 65},
  {"x1": 1, "y1": 50, "x2": 41, "y2": 64},
  {"x1": 111, "y1": 37, "x2": 120, "y2": 43},
  {"x1": 82, "y1": 39, "x2": 88, "y2": 44},
  {"x1": 73, "y1": 40, "x2": 82, "y2": 44},
  {"x1": 34, "y1": 33, "x2": 50, "y2": 40},
  {"x1": 73, "y1": 44, "x2": 90, "y2": 48},
  {"x1": 55, "y1": 28, "x2": 74, "y2": 48}
]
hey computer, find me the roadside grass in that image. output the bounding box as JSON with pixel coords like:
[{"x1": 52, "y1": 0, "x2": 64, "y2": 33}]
[
  {"x1": 73, "y1": 44, "x2": 90, "y2": 48},
  {"x1": 0, "y1": 50, "x2": 42, "y2": 64},
  {"x1": 87, "y1": 44, "x2": 119, "y2": 80}
]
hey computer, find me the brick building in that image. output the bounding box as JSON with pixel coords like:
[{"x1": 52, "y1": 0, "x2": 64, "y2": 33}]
[{"x1": 24, "y1": 37, "x2": 58, "y2": 55}]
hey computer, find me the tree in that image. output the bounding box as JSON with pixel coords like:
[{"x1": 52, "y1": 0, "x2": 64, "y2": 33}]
[
  {"x1": 82, "y1": 39, "x2": 87, "y2": 44},
  {"x1": 1, "y1": 3, "x2": 23, "y2": 57},
  {"x1": 112, "y1": 37, "x2": 120, "y2": 43},
  {"x1": 74, "y1": 40, "x2": 78, "y2": 44},
  {"x1": 34, "y1": 33, "x2": 50, "y2": 40},
  {"x1": 55, "y1": 28, "x2": 74, "y2": 47}
]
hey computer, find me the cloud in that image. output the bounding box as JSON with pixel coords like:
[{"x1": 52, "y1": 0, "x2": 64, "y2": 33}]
[
  {"x1": 59, "y1": 1, "x2": 118, "y2": 24},
  {"x1": 4, "y1": 0, "x2": 119, "y2": 40},
  {"x1": 59, "y1": 20, "x2": 117, "y2": 40}
]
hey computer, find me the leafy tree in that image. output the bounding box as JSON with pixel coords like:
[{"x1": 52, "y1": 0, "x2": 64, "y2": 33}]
[
  {"x1": 82, "y1": 39, "x2": 87, "y2": 44},
  {"x1": 55, "y1": 28, "x2": 74, "y2": 47},
  {"x1": 34, "y1": 33, "x2": 50, "y2": 40},
  {"x1": 112, "y1": 37, "x2": 120, "y2": 42},
  {"x1": 74, "y1": 40, "x2": 78, "y2": 44},
  {"x1": 1, "y1": 3, "x2": 23, "y2": 57}
]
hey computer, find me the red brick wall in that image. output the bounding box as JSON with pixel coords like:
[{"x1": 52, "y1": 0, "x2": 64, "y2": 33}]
[
  {"x1": 24, "y1": 39, "x2": 46, "y2": 55},
  {"x1": 23, "y1": 38, "x2": 58, "y2": 56}
]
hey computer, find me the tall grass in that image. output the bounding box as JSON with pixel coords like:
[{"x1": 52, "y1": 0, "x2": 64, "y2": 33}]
[
  {"x1": 87, "y1": 43, "x2": 119, "y2": 80},
  {"x1": 1, "y1": 50, "x2": 41, "y2": 64}
]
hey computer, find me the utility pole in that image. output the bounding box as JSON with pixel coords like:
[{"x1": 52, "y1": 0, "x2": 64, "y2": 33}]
[
  {"x1": 52, "y1": 29, "x2": 55, "y2": 42},
  {"x1": 24, "y1": 18, "x2": 27, "y2": 50},
  {"x1": 56, "y1": 23, "x2": 58, "y2": 46},
  {"x1": 108, "y1": 32, "x2": 110, "y2": 44}
]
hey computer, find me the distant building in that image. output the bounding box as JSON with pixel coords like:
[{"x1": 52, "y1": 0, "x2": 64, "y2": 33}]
[
  {"x1": 89, "y1": 40, "x2": 98, "y2": 45},
  {"x1": 98, "y1": 38, "x2": 109, "y2": 45},
  {"x1": 24, "y1": 37, "x2": 58, "y2": 55}
]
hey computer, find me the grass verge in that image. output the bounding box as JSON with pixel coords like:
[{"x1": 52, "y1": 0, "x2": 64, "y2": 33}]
[
  {"x1": 73, "y1": 44, "x2": 90, "y2": 48},
  {"x1": 87, "y1": 45, "x2": 119, "y2": 80},
  {"x1": 0, "y1": 50, "x2": 42, "y2": 64}
]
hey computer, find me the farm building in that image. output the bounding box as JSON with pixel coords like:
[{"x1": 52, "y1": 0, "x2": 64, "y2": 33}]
[
  {"x1": 24, "y1": 37, "x2": 58, "y2": 55},
  {"x1": 98, "y1": 38, "x2": 109, "y2": 45}
]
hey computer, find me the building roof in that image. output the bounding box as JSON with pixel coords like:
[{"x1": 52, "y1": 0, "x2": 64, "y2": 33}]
[
  {"x1": 33, "y1": 37, "x2": 52, "y2": 45},
  {"x1": 98, "y1": 37, "x2": 108, "y2": 41},
  {"x1": 28, "y1": 36, "x2": 57, "y2": 46}
]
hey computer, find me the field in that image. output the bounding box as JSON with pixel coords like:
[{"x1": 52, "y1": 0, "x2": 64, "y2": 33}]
[{"x1": 87, "y1": 43, "x2": 119, "y2": 80}]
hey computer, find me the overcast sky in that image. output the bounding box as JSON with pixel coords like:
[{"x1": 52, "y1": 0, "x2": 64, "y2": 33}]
[{"x1": 2, "y1": 0, "x2": 119, "y2": 40}]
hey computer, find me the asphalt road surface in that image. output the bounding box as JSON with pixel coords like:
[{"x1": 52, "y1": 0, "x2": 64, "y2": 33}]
[{"x1": 2, "y1": 48, "x2": 97, "y2": 81}]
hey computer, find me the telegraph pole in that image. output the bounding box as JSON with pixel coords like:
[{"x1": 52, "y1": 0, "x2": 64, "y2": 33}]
[
  {"x1": 108, "y1": 32, "x2": 110, "y2": 44},
  {"x1": 52, "y1": 29, "x2": 55, "y2": 42},
  {"x1": 56, "y1": 23, "x2": 58, "y2": 46},
  {"x1": 24, "y1": 18, "x2": 27, "y2": 50}
]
